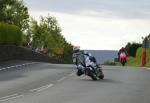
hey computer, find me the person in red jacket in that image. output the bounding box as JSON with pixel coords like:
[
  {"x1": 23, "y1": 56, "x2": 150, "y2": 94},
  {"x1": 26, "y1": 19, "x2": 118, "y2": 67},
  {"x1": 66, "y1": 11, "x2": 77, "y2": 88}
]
[{"x1": 118, "y1": 47, "x2": 128, "y2": 61}]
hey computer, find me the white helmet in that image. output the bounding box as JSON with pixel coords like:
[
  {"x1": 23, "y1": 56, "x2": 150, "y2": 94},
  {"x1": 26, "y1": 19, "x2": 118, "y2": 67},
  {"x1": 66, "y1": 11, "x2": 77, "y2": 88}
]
[
  {"x1": 84, "y1": 51, "x2": 92, "y2": 56},
  {"x1": 73, "y1": 46, "x2": 80, "y2": 53},
  {"x1": 88, "y1": 53, "x2": 92, "y2": 56}
]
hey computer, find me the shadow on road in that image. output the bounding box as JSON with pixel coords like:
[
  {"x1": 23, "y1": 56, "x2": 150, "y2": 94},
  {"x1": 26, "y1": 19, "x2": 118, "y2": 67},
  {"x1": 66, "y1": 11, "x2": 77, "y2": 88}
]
[
  {"x1": 80, "y1": 78, "x2": 121, "y2": 84},
  {"x1": 0, "y1": 74, "x2": 27, "y2": 82},
  {"x1": 100, "y1": 78, "x2": 121, "y2": 84}
]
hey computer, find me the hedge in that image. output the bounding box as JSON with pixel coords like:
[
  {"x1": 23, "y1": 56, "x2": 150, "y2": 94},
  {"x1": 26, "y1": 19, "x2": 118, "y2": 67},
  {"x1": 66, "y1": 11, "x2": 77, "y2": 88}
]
[{"x1": 0, "y1": 23, "x2": 22, "y2": 45}]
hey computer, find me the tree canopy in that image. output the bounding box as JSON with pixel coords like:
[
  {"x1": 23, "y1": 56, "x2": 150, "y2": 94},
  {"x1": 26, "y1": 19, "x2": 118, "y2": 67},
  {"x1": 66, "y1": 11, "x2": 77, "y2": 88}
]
[
  {"x1": 0, "y1": 0, "x2": 29, "y2": 31},
  {"x1": 27, "y1": 15, "x2": 73, "y2": 63},
  {"x1": 125, "y1": 42, "x2": 142, "y2": 57},
  {"x1": 0, "y1": 0, "x2": 73, "y2": 63}
]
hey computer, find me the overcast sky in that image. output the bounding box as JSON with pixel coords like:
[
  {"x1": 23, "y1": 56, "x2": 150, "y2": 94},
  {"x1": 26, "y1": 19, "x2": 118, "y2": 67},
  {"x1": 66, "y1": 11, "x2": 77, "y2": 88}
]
[{"x1": 24, "y1": 0, "x2": 150, "y2": 50}]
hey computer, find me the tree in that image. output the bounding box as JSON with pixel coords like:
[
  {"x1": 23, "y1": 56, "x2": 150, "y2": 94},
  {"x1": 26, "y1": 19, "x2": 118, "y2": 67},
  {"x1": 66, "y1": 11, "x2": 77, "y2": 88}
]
[
  {"x1": 39, "y1": 15, "x2": 64, "y2": 48},
  {"x1": 147, "y1": 34, "x2": 150, "y2": 42},
  {"x1": 125, "y1": 42, "x2": 131, "y2": 55},
  {"x1": 125, "y1": 42, "x2": 142, "y2": 57},
  {"x1": 0, "y1": 0, "x2": 29, "y2": 31},
  {"x1": 28, "y1": 15, "x2": 73, "y2": 63}
]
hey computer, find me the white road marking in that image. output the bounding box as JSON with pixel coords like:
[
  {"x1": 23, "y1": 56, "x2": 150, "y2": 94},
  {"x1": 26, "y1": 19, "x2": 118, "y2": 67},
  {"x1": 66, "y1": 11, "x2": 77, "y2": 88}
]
[
  {"x1": 0, "y1": 94, "x2": 18, "y2": 100},
  {"x1": 6, "y1": 67, "x2": 10, "y2": 69},
  {"x1": 57, "y1": 77, "x2": 67, "y2": 82},
  {"x1": 68, "y1": 72, "x2": 75, "y2": 76},
  {"x1": 36, "y1": 84, "x2": 54, "y2": 92},
  {"x1": 16, "y1": 65, "x2": 21, "y2": 67},
  {"x1": 0, "y1": 68, "x2": 6, "y2": 70},
  {"x1": 0, "y1": 94, "x2": 24, "y2": 102},
  {"x1": 10, "y1": 66, "x2": 15, "y2": 68},
  {"x1": 30, "y1": 84, "x2": 54, "y2": 92},
  {"x1": 0, "y1": 62, "x2": 38, "y2": 71}
]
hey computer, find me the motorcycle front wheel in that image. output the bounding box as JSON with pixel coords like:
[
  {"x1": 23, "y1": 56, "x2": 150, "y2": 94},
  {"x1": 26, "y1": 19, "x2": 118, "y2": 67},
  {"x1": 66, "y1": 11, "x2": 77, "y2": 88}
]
[
  {"x1": 121, "y1": 61, "x2": 126, "y2": 66},
  {"x1": 86, "y1": 68, "x2": 98, "y2": 80},
  {"x1": 98, "y1": 69, "x2": 104, "y2": 79}
]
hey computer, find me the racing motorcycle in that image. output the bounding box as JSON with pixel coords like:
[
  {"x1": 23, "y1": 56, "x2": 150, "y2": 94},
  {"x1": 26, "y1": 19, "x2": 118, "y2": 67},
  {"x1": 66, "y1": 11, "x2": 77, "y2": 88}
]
[
  {"x1": 84, "y1": 65, "x2": 104, "y2": 80},
  {"x1": 74, "y1": 53, "x2": 104, "y2": 80},
  {"x1": 119, "y1": 52, "x2": 127, "y2": 66}
]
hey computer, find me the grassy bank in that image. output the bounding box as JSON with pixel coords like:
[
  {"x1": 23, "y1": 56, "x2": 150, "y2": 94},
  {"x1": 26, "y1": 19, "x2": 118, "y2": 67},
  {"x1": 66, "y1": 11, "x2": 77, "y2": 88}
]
[{"x1": 127, "y1": 48, "x2": 150, "y2": 67}]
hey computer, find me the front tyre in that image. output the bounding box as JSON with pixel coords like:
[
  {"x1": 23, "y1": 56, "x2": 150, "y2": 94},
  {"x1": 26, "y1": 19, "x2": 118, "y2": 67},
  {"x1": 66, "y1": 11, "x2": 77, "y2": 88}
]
[
  {"x1": 98, "y1": 69, "x2": 104, "y2": 79},
  {"x1": 90, "y1": 74, "x2": 98, "y2": 80},
  {"x1": 86, "y1": 68, "x2": 98, "y2": 80},
  {"x1": 99, "y1": 74, "x2": 104, "y2": 79},
  {"x1": 121, "y1": 60, "x2": 126, "y2": 66}
]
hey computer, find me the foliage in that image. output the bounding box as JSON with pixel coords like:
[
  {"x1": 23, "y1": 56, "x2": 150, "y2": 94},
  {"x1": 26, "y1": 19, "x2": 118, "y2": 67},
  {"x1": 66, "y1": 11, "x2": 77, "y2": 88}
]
[
  {"x1": 22, "y1": 32, "x2": 31, "y2": 46},
  {"x1": 127, "y1": 48, "x2": 150, "y2": 67},
  {"x1": 62, "y1": 43, "x2": 73, "y2": 64},
  {"x1": 125, "y1": 34, "x2": 150, "y2": 67},
  {"x1": 143, "y1": 34, "x2": 150, "y2": 48},
  {"x1": 147, "y1": 34, "x2": 150, "y2": 42},
  {"x1": 27, "y1": 15, "x2": 73, "y2": 63},
  {"x1": 0, "y1": 22, "x2": 22, "y2": 45},
  {"x1": 145, "y1": 48, "x2": 150, "y2": 67},
  {"x1": 125, "y1": 42, "x2": 142, "y2": 57},
  {"x1": 0, "y1": 1, "x2": 72, "y2": 63},
  {"x1": 103, "y1": 60, "x2": 116, "y2": 66},
  {"x1": 126, "y1": 48, "x2": 142, "y2": 67},
  {"x1": 0, "y1": 0, "x2": 29, "y2": 31}
]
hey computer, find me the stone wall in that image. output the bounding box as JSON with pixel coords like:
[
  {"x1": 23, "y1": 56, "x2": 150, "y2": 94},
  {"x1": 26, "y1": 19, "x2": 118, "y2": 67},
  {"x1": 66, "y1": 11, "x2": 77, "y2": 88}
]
[{"x1": 0, "y1": 45, "x2": 56, "y2": 63}]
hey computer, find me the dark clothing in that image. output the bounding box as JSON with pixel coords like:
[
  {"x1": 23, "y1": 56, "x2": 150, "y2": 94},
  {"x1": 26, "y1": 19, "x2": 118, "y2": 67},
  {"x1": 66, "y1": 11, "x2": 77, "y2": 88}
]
[
  {"x1": 118, "y1": 49, "x2": 127, "y2": 57},
  {"x1": 72, "y1": 50, "x2": 86, "y2": 66}
]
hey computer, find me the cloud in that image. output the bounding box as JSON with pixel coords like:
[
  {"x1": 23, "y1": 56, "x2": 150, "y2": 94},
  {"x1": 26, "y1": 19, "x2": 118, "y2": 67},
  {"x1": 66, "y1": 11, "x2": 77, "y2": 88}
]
[
  {"x1": 28, "y1": 10, "x2": 150, "y2": 50},
  {"x1": 23, "y1": 0, "x2": 150, "y2": 49},
  {"x1": 24, "y1": 0, "x2": 150, "y2": 19}
]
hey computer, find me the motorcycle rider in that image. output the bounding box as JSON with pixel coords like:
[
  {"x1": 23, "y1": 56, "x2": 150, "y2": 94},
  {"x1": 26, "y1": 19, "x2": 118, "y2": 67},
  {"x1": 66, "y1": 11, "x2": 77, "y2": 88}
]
[
  {"x1": 118, "y1": 47, "x2": 127, "y2": 62},
  {"x1": 72, "y1": 46, "x2": 101, "y2": 76},
  {"x1": 72, "y1": 46, "x2": 85, "y2": 76}
]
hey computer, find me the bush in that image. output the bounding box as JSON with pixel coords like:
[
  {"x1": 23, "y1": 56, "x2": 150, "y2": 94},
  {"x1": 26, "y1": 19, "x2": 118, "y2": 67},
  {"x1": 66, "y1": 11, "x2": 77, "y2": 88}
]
[
  {"x1": 0, "y1": 23, "x2": 22, "y2": 45},
  {"x1": 103, "y1": 60, "x2": 116, "y2": 66},
  {"x1": 127, "y1": 48, "x2": 150, "y2": 67},
  {"x1": 125, "y1": 42, "x2": 142, "y2": 57}
]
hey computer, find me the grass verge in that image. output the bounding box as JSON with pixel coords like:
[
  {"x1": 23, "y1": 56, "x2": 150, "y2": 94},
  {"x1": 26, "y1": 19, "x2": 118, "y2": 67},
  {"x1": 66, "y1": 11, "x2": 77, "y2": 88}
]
[{"x1": 127, "y1": 48, "x2": 150, "y2": 67}]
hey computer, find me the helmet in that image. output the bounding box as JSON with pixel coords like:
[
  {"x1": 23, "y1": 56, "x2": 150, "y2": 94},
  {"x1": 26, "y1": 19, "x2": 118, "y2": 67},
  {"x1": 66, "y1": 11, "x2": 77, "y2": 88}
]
[
  {"x1": 73, "y1": 46, "x2": 80, "y2": 53},
  {"x1": 88, "y1": 53, "x2": 92, "y2": 56},
  {"x1": 121, "y1": 47, "x2": 125, "y2": 51},
  {"x1": 84, "y1": 51, "x2": 91, "y2": 56}
]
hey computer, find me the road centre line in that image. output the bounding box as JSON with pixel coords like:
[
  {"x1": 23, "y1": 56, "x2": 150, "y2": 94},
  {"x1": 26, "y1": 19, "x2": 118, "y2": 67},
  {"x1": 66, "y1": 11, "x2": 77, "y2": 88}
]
[
  {"x1": 0, "y1": 94, "x2": 24, "y2": 102},
  {"x1": 30, "y1": 84, "x2": 54, "y2": 92},
  {"x1": 68, "y1": 72, "x2": 75, "y2": 76},
  {"x1": 57, "y1": 77, "x2": 67, "y2": 82},
  {"x1": 0, "y1": 94, "x2": 18, "y2": 100},
  {"x1": 0, "y1": 62, "x2": 38, "y2": 71}
]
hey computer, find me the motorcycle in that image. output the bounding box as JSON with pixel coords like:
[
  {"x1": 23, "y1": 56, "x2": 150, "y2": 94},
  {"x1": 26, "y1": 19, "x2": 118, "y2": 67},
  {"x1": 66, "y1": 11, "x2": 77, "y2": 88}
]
[
  {"x1": 74, "y1": 53, "x2": 104, "y2": 80},
  {"x1": 84, "y1": 66, "x2": 104, "y2": 80},
  {"x1": 119, "y1": 52, "x2": 127, "y2": 66}
]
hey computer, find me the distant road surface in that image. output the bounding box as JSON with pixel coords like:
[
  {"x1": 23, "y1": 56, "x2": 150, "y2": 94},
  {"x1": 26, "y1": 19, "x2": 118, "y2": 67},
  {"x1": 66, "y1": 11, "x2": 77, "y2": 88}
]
[{"x1": 0, "y1": 62, "x2": 150, "y2": 103}]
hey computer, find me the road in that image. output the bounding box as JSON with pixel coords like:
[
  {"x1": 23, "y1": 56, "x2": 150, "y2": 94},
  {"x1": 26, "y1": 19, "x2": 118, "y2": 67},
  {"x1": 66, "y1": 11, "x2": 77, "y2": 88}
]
[{"x1": 0, "y1": 62, "x2": 150, "y2": 103}]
